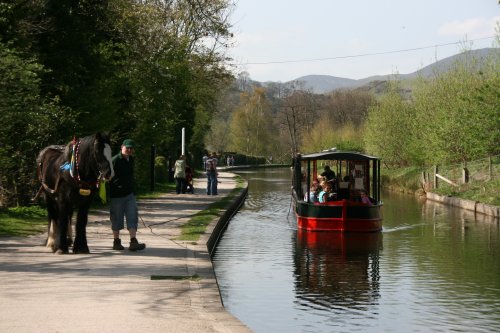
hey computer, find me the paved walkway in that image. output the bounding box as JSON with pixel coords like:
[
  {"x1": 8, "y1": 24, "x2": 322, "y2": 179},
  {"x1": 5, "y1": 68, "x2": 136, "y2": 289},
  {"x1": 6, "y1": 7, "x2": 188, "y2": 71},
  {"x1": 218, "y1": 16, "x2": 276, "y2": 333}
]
[{"x1": 0, "y1": 171, "x2": 253, "y2": 333}]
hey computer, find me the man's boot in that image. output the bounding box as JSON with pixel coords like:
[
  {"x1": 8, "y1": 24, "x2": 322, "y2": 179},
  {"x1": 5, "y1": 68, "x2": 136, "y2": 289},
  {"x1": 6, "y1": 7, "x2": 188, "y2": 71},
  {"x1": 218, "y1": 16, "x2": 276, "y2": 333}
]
[
  {"x1": 129, "y1": 237, "x2": 146, "y2": 251},
  {"x1": 113, "y1": 238, "x2": 124, "y2": 250}
]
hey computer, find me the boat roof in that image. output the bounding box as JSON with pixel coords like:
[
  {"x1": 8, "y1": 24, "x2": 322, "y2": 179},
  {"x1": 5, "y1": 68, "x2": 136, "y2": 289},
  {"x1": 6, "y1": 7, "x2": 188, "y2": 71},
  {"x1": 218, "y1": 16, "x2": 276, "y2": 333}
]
[{"x1": 298, "y1": 150, "x2": 380, "y2": 161}]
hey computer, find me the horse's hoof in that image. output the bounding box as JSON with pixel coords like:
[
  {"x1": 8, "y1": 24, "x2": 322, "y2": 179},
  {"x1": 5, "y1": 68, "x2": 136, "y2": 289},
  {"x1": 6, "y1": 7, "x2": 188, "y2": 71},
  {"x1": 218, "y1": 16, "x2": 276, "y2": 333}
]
[
  {"x1": 55, "y1": 249, "x2": 69, "y2": 255},
  {"x1": 73, "y1": 247, "x2": 90, "y2": 254}
]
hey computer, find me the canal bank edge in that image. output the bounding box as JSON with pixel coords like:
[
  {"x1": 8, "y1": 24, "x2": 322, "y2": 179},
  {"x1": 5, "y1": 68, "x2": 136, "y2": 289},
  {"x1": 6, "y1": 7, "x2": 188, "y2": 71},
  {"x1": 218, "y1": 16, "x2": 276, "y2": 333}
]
[
  {"x1": 426, "y1": 192, "x2": 500, "y2": 220},
  {"x1": 198, "y1": 176, "x2": 248, "y2": 308},
  {"x1": 205, "y1": 184, "x2": 249, "y2": 257}
]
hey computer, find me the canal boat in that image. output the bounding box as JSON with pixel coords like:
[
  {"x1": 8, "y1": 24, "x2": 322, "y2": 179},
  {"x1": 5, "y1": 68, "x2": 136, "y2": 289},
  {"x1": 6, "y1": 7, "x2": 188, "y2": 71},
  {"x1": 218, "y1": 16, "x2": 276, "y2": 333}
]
[{"x1": 292, "y1": 149, "x2": 383, "y2": 232}]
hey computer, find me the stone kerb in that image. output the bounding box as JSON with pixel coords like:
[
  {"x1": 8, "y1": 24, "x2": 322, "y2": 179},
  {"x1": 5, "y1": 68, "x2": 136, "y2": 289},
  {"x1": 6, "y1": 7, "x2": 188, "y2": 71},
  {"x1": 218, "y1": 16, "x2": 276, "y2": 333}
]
[{"x1": 426, "y1": 192, "x2": 499, "y2": 220}]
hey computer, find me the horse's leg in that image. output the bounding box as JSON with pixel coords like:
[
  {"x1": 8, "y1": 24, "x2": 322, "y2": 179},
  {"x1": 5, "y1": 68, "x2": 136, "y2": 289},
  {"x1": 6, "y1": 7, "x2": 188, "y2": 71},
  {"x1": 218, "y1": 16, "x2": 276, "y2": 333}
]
[
  {"x1": 54, "y1": 201, "x2": 71, "y2": 254},
  {"x1": 67, "y1": 216, "x2": 73, "y2": 246},
  {"x1": 45, "y1": 217, "x2": 52, "y2": 247},
  {"x1": 46, "y1": 220, "x2": 54, "y2": 248},
  {"x1": 73, "y1": 197, "x2": 91, "y2": 254},
  {"x1": 55, "y1": 217, "x2": 70, "y2": 254},
  {"x1": 46, "y1": 199, "x2": 58, "y2": 251}
]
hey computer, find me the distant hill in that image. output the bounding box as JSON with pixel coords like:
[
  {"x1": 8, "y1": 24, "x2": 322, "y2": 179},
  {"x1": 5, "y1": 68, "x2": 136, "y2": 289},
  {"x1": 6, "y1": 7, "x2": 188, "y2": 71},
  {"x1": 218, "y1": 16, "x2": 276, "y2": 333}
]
[{"x1": 274, "y1": 48, "x2": 499, "y2": 94}]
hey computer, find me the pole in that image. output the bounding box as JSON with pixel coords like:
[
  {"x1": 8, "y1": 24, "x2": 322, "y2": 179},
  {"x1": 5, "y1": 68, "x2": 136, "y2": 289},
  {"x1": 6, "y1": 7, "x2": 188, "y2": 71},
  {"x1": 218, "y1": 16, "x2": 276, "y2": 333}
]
[{"x1": 181, "y1": 127, "x2": 185, "y2": 156}]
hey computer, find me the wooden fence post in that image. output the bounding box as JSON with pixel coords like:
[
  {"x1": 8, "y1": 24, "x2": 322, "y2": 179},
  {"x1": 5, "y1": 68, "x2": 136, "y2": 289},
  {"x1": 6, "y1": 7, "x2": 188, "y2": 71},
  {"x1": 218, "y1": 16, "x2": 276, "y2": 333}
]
[
  {"x1": 462, "y1": 161, "x2": 469, "y2": 184},
  {"x1": 434, "y1": 165, "x2": 438, "y2": 189},
  {"x1": 489, "y1": 156, "x2": 492, "y2": 181}
]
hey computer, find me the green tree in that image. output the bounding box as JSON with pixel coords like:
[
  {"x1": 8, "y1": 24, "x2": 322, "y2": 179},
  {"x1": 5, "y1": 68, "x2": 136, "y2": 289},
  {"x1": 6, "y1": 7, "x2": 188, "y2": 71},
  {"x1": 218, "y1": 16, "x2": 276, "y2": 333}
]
[
  {"x1": 276, "y1": 85, "x2": 318, "y2": 156},
  {"x1": 300, "y1": 89, "x2": 374, "y2": 154},
  {"x1": 364, "y1": 49, "x2": 500, "y2": 167},
  {"x1": 0, "y1": 0, "x2": 236, "y2": 205},
  {"x1": 302, "y1": 122, "x2": 365, "y2": 153},
  {"x1": 364, "y1": 81, "x2": 416, "y2": 166},
  {"x1": 118, "y1": 0, "x2": 234, "y2": 180},
  {"x1": 229, "y1": 87, "x2": 275, "y2": 156},
  {"x1": 413, "y1": 52, "x2": 500, "y2": 164},
  {"x1": 0, "y1": 43, "x2": 74, "y2": 206},
  {"x1": 324, "y1": 89, "x2": 375, "y2": 127}
]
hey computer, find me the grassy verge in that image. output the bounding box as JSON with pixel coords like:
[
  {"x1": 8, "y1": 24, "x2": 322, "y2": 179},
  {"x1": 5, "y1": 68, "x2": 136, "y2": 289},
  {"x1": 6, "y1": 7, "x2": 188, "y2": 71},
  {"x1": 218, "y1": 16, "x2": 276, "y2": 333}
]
[
  {"x1": 0, "y1": 181, "x2": 176, "y2": 237},
  {"x1": 178, "y1": 175, "x2": 245, "y2": 242},
  {"x1": 136, "y1": 182, "x2": 176, "y2": 199},
  {"x1": 382, "y1": 167, "x2": 500, "y2": 206},
  {"x1": 0, "y1": 206, "x2": 47, "y2": 237},
  {"x1": 431, "y1": 178, "x2": 500, "y2": 206}
]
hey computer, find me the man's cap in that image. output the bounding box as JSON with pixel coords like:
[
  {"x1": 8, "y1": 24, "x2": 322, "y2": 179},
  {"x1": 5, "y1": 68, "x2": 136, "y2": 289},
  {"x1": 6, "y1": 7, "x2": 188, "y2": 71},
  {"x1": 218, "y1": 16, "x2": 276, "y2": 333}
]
[{"x1": 122, "y1": 139, "x2": 135, "y2": 148}]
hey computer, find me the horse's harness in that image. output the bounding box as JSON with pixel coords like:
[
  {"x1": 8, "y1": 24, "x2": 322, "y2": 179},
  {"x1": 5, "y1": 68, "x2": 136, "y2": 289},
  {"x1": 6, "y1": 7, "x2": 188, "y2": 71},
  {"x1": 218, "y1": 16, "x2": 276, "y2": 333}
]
[{"x1": 33, "y1": 139, "x2": 105, "y2": 201}]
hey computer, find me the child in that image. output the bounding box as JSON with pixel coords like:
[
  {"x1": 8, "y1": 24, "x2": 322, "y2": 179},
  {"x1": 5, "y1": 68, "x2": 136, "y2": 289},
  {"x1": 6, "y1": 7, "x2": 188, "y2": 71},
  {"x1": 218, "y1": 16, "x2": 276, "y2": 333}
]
[
  {"x1": 360, "y1": 190, "x2": 372, "y2": 205},
  {"x1": 304, "y1": 181, "x2": 320, "y2": 202},
  {"x1": 318, "y1": 181, "x2": 336, "y2": 203}
]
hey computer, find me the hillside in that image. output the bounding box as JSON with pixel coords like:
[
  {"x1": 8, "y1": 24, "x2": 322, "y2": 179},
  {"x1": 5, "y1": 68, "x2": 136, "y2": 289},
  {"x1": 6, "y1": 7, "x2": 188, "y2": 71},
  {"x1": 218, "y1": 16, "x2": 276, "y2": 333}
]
[{"x1": 277, "y1": 48, "x2": 499, "y2": 94}]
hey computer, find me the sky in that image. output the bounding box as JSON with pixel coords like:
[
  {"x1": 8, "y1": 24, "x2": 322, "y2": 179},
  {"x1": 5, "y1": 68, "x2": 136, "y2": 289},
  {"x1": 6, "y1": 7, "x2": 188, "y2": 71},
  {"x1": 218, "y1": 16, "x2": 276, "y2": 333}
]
[{"x1": 228, "y1": 0, "x2": 500, "y2": 82}]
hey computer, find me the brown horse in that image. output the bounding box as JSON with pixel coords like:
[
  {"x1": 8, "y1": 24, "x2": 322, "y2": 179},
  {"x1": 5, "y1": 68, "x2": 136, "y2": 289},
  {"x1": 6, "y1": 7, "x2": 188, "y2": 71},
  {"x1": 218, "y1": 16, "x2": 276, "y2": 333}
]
[{"x1": 35, "y1": 133, "x2": 114, "y2": 254}]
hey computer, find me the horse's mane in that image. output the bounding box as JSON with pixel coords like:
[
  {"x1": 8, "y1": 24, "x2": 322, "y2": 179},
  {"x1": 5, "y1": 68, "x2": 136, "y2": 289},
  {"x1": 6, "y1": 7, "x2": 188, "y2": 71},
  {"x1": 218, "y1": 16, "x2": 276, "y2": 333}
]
[{"x1": 74, "y1": 133, "x2": 111, "y2": 180}]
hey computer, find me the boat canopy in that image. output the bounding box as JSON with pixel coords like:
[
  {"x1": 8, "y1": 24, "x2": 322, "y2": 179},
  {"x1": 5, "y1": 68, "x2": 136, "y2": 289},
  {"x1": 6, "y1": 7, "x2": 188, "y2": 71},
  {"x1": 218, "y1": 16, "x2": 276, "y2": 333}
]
[{"x1": 293, "y1": 150, "x2": 382, "y2": 204}]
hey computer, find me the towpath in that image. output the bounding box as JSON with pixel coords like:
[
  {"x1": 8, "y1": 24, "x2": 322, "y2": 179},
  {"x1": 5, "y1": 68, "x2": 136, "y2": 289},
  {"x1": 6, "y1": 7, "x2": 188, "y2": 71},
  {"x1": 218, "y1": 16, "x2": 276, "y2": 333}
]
[{"x1": 0, "y1": 171, "x2": 252, "y2": 333}]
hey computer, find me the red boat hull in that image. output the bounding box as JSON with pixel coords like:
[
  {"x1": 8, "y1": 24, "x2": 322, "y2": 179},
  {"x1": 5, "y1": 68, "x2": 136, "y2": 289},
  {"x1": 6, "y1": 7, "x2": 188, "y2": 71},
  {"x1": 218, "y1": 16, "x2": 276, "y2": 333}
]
[{"x1": 295, "y1": 199, "x2": 382, "y2": 232}]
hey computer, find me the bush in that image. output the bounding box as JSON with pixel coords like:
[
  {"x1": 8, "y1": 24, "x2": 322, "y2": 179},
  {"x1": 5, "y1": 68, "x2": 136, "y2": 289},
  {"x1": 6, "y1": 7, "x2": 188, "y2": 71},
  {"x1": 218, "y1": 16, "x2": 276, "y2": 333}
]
[{"x1": 155, "y1": 155, "x2": 169, "y2": 182}]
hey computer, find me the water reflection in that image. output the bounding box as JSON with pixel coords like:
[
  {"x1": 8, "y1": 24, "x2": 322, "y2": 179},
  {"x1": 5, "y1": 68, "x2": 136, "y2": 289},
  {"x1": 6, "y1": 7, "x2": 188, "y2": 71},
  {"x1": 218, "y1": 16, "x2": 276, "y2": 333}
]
[
  {"x1": 294, "y1": 231, "x2": 382, "y2": 311},
  {"x1": 213, "y1": 168, "x2": 500, "y2": 333}
]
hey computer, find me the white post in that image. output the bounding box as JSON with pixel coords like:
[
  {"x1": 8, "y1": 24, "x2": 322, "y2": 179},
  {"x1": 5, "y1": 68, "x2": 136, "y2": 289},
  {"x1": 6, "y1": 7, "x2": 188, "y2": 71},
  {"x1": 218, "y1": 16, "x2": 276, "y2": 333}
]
[{"x1": 181, "y1": 127, "x2": 185, "y2": 155}]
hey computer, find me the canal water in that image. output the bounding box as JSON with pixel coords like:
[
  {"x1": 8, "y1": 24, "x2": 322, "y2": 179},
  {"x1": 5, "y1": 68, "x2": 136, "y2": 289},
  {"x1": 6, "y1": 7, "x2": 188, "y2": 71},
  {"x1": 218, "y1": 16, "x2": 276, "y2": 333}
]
[{"x1": 212, "y1": 168, "x2": 500, "y2": 333}]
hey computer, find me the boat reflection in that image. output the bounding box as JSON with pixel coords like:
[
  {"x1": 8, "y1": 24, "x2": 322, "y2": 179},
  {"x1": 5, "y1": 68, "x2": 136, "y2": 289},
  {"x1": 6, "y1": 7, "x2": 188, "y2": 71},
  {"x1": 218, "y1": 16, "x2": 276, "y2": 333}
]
[{"x1": 294, "y1": 230, "x2": 382, "y2": 310}]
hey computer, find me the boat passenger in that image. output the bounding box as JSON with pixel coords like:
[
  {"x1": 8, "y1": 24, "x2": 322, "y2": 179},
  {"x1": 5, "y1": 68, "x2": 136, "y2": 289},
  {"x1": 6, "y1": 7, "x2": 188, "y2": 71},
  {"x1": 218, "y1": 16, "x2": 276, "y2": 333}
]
[
  {"x1": 318, "y1": 181, "x2": 336, "y2": 203},
  {"x1": 304, "y1": 181, "x2": 320, "y2": 202},
  {"x1": 360, "y1": 190, "x2": 372, "y2": 205},
  {"x1": 321, "y1": 165, "x2": 336, "y2": 183},
  {"x1": 339, "y1": 175, "x2": 351, "y2": 187},
  {"x1": 338, "y1": 176, "x2": 351, "y2": 200}
]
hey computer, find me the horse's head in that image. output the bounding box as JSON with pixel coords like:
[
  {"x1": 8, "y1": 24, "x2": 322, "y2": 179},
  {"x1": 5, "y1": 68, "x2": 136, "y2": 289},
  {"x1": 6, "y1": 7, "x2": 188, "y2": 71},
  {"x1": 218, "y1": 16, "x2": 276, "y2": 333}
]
[{"x1": 92, "y1": 133, "x2": 115, "y2": 181}]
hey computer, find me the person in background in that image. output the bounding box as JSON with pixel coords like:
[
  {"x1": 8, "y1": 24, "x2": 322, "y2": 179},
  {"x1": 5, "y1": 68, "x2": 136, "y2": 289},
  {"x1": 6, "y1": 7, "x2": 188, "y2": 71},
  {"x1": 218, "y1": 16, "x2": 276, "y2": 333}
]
[
  {"x1": 202, "y1": 152, "x2": 209, "y2": 170},
  {"x1": 109, "y1": 139, "x2": 146, "y2": 251},
  {"x1": 184, "y1": 165, "x2": 194, "y2": 193},
  {"x1": 205, "y1": 152, "x2": 218, "y2": 195},
  {"x1": 174, "y1": 154, "x2": 186, "y2": 194}
]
